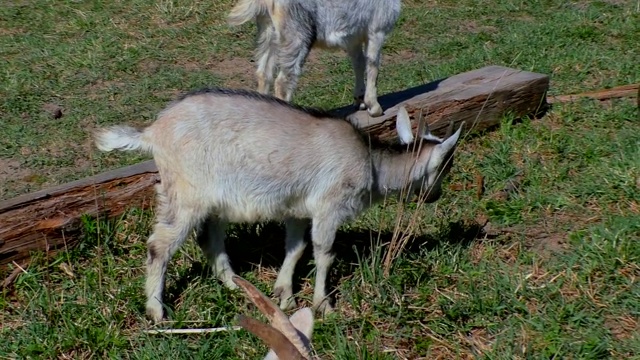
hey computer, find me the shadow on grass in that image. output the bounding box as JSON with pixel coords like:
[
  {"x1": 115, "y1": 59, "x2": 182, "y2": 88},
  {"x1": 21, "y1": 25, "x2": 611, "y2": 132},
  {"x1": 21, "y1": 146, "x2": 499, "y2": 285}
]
[
  {"x1": 163, "y1": 219, "x2": 485, "y2": 311},
  {"x1": 330, "y1": 79, "x2": 445, "y2": 118}
]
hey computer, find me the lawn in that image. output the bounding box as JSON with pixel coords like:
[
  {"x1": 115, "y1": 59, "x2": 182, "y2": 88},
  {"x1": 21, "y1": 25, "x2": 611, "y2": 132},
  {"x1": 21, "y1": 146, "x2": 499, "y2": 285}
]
[{"x1": 1, "y1": 0, "x2": 639, "y2": 359}]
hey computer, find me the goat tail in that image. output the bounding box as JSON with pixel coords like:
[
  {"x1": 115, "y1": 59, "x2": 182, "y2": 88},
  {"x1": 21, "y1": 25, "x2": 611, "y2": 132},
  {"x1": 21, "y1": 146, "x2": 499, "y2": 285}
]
[
  {"x1": 94, "y1": 125, "x2": 151, "y2": 153},
  {"x1": 227, "y1": 0, "x2": 272, "y2": 26}
]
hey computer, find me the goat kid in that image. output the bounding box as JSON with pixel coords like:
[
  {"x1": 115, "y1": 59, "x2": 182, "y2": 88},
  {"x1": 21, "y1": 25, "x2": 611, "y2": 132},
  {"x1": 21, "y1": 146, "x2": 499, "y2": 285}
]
[
  {"x1": 93, "y1": 88, "x2": 463, "y2": 323},
  {"x1": 228, "y1": 0, "x2": 401, "y2": 117}
]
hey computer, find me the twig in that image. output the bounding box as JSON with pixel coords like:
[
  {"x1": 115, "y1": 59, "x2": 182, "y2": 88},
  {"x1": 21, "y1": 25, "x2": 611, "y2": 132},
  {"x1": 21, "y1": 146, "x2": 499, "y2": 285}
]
[
  {"x1": 1, "y1": 261, "x2": 28, "y2": 289},
  {"x1": 412, "y1": 321, "x2": 459, "y2": 351},
  {"x1": 144, "y1": 326, "x2": 242, "y2": 335}
]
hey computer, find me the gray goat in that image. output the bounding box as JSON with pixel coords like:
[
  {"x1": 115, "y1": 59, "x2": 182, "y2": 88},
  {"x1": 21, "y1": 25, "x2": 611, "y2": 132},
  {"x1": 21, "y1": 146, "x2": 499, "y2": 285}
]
[
  {"x1": 94, "y1": 88, "x2": 463, "y2": 323},
  {"x1": 227, "y1": 0, "x2": 401, "y2": 117}
]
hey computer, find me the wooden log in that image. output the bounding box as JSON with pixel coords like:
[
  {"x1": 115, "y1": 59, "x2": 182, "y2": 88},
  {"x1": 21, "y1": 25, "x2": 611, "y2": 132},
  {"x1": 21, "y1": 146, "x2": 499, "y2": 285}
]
[
  {"x1": 335, "y1": 65, "x2": 550, "y2": 143},
  {"x1": 0, "y1": 65, "x2": 550, "y2": 269},
  {"x1": 547, "y1": 83, "x2": 639, "y2": 104}
]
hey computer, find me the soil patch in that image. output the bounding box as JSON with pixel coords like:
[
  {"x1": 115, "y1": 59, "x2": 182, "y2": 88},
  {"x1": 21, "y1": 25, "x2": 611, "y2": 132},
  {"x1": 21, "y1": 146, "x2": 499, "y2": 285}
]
[
  {"x1": 214, "y1": 57, "x2": 255, "y2": 88},
  {"x1": 0, "y1": 158, "x2": 33, "y2": 200}
]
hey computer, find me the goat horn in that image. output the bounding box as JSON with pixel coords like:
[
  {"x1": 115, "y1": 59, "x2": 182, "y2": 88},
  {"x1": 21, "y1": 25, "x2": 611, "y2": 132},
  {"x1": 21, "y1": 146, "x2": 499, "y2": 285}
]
[
  {"x1": 445, "y1": 120, "x2": 456, "y2": 138},
  {"x1": 416, "y1": 109, "x2": 427, "y2": 137},
  {"x1": 232, "y1": 275, "x2": 312, "y2": 359},
  {"x1": 237, "y1": 315, "x2": 307, "y2": 360}
]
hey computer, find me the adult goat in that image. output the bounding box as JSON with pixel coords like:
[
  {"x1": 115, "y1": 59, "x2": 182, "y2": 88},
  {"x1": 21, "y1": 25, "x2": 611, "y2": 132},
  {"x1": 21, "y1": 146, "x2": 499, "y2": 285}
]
[{"x1": 228, "y1": 0, "x2": 401, "y2": 117}]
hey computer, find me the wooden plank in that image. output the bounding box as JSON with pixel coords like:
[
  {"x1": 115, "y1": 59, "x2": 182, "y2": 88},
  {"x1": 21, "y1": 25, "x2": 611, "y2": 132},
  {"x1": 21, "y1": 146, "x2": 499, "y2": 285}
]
[{"x1": 0, "y1": 65, "x2": 550, "y2": 269}]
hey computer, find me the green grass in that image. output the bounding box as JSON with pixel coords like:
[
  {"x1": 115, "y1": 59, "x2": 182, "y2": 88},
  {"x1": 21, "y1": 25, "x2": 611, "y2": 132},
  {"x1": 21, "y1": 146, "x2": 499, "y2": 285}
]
[{"x1": 1, "y1": 0, "x2": 639, "y2": 358}]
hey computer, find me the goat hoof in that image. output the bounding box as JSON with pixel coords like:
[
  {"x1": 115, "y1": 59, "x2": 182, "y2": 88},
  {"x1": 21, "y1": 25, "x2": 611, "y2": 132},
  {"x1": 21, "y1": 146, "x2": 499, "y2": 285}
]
[
  {"x1": 224, "y1": 276, "x2": 239, "y2": 290},
  {"x1": 313, "y1": 299, "x2": 334, "y2": 317},
  {"x1": 367, "y1": 103, "x2": 383, "y2": 117},
  {"x1": 274, "y1": 286, "x2": 296, "y2": 310},
  {"x1": 146, "y1": 304, "x2": 164, "y2": 324},
  {"x1": 279, "y1": 297, "x2": 297, "y2": 311},
  {"x1": 217, "y1": 272, "x2": 239, "y2": 290}
]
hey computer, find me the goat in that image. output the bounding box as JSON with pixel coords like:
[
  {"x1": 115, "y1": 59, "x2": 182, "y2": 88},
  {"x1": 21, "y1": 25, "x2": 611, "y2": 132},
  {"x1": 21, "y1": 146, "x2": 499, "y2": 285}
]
[
  {"x1": 93, "y1": 88, "x2": 463, "y2": 323},
  {"x1": 234, "y1": 275, "x2": 317, "y2": 360},
  {"x1": 227, "y1": 0, "x2": 401, "y2": 117}
]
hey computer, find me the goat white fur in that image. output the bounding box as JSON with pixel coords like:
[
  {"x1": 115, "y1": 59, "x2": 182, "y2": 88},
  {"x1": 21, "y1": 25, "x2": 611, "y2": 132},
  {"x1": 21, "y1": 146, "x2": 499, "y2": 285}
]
[
  {"x1": 94, "y1": 88, "x2": 463, "y2": 323},
  {"x1": 228, "y1": 0, "x2": 401, "y2": 117}
]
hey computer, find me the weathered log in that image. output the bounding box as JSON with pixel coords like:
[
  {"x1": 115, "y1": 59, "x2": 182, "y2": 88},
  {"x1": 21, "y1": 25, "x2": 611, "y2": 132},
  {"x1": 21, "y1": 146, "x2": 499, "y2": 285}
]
[
  {"x1": 0, "y1": 162, "x2": 160, "y2": 269},
  {"x1": 0, "y1": 65, "x2": 550, "y2": 270},
  {"x1": 336, "y1": 65, "x2": 550, "y2": 142}
]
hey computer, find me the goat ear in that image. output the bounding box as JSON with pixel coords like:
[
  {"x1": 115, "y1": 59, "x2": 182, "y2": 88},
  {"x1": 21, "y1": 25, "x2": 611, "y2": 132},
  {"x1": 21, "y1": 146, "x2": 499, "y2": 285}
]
[
  {"x1": 444, "y1": 120, "x2": 455, "y2": 138},
  {"x1": 288, "y1": 308, "x2": 314, "y2": 341},
  {"x1": 416, "y1": 110, "x2": 427, "y2": 138},
  {"x1": 431, "y1": 122, "x2": 464, "y2": 164},
  {"x1": 396, "y1": 106, "x2": 414, "y2": 144},
  {"x1": 264, "y1": 308, "x2": 314, "y2": 360},
  {"x1": 237, "y1": 315, "x2": 306, "y2": 360},
  {"x1": 232, "y1": 275, "x2": 311, "y2": 359}
]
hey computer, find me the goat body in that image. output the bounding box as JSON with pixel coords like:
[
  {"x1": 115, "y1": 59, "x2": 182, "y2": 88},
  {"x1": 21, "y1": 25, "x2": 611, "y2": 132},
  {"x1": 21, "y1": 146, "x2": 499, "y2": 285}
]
[
  {"x1": 228, "y1": 0, "x2": 401, "y2": 117},
  {"x1": 94, "y1": 88, "x2": 463, "y2": 323}
]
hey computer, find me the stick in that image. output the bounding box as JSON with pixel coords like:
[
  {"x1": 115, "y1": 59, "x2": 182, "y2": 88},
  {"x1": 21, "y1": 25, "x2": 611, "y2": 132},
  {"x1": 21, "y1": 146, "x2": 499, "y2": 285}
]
[
  {"x1": 144, "y1": 326, "x2": 242, "y2": 335},
  {"x1": 1, "y1": 262, "x2": 27, "y2": 288}
]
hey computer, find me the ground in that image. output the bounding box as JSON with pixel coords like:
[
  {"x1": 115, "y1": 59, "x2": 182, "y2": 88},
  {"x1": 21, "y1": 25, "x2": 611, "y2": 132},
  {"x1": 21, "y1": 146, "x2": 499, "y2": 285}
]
[{"x1": 0, "y1": 0, "x2": 639, "y2": 359}]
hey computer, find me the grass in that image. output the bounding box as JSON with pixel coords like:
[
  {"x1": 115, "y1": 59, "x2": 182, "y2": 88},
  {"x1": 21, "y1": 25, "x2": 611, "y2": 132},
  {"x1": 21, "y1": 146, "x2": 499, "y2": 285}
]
[{"x1": 1, "y1": 0, "x2": 639, "y2": 358}]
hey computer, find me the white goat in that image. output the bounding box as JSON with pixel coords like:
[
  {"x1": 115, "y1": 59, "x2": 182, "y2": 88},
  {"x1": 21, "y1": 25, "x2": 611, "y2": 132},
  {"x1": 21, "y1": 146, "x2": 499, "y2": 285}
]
[
  {"x1": 93, "y1": 88, "x2": 463, "y2": 323},
  {"x1": 227, "y1": 0, "x2": 401, "y2": 117}
]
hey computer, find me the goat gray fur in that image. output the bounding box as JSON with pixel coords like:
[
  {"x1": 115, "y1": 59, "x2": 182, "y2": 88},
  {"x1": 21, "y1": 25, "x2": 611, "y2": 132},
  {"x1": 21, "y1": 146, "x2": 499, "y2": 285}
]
[
  {"x1": 228, "y1": 0, "x2": 401, "y2": 117},
  {"x1": 93, "y1": 88, "x2": 463, "y2": 323}
]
